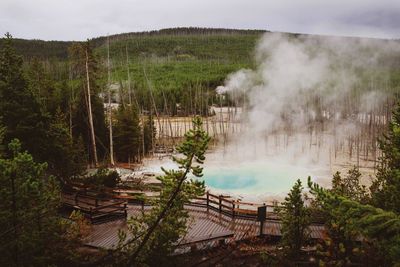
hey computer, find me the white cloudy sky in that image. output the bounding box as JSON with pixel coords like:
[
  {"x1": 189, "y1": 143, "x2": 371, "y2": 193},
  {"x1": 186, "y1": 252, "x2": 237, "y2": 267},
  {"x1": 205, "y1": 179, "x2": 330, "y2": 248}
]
[{"x1": 0, "y1": 0, "x2": 399, "y2": 40}]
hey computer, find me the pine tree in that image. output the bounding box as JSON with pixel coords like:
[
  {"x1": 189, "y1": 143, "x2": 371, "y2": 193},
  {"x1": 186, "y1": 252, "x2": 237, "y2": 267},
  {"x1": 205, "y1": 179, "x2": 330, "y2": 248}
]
[
  {"x1": 331, "y1": 171, "x2": 344, "y2": 195},
  {"x1": 0, "y1": 33, "x2": 48, "y2": 160},
  {"x1": 119, "y1": 116, "x2": 210, "y2": 266},
  {"x1": 0, "y1": 139, "x2": 60, "y2": 265},
  {"x1": 331, "y1": 167, "x2": 368, "y2": 203},
  {"x1": 370, "y1": 102, "x2": 400, "y2": 213},
  {"x1": 0, "y1": 121, "x2": 5, "y2": 156},
  {"x1": 143, "y1": 114, "x2": 156, "y2": 154},
  {"x1": 25, "y1": 57, "x2": 57, "y2": 113},
  {"x1": 278, "y1": 179, "x2": 310, "y2": 260},
  {"x1": 45, "y1": 109, "x2": 86, "y2": 179},
  {"x1": 114, "y1": 105, "x2": 141, "y2": 162},
  {"x1": 309, "y1": 175, "x2": 361, "y2": 266},
  {"x1": 309, "y1": 177, "x2": 400, "y2": 266}
]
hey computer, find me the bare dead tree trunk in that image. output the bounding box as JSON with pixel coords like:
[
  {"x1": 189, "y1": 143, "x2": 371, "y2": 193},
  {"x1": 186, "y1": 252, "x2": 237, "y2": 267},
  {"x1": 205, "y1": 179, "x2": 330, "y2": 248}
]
[
  {"x1": 107, "y1": 36, "x2": 115, "y2": 167},
  {"x1": 125, "y1": 44, "x2": 132, "y2": 106},
  {"x1": 68, "y1": 65, "x2": 73, "y2": 138},
  {"x1": 85, "y1": 47, "x2": 98, "y2": 167}
]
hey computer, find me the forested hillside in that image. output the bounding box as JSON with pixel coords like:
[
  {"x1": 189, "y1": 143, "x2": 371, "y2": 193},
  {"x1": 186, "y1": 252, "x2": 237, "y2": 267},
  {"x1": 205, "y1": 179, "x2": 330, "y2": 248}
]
[
  {"x1": 1, "y1": 28, "x2": 400, "y2": 166},
  {"x1": 0, "y1": 28, "x2": 264, "y2": 114},
  {"x1": 5, "y1": 28, "x2": 399, "y2": 114},
  {"x1": 1, "y1": 27, "x2": 264, "y2": 60}
]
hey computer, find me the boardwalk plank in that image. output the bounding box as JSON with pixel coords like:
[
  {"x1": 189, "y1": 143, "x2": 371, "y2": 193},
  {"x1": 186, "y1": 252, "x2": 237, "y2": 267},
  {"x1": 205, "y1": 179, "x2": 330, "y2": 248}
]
[{"x1": 84, "y1": 204, "x2": 326, "y2": 250}]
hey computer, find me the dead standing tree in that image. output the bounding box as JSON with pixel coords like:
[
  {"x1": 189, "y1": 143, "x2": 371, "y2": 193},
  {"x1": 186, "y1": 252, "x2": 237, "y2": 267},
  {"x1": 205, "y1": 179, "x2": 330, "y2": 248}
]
[{"x1": 85, "y1": 44, "x2": 98, "y2": 167}]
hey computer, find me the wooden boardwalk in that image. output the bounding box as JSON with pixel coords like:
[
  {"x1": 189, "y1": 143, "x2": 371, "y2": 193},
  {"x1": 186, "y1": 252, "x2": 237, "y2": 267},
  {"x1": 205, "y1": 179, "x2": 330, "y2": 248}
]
[
  {"x1": 60, "y1": 188, "x2": 326, "y2": 251},
  {"x1": 61, "y1": 190, "x2": 127, "y2": 223},
  {"x1": 84, "y1": 204, "x2": 326, "y2": 251}
]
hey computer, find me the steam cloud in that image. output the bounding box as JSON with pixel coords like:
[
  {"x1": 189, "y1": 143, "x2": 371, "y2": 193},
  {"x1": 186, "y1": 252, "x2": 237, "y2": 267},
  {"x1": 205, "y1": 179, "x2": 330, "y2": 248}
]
[
  {"x1": 220, "y1": 33, "x2": 398, "y2": 131},
  {"x1": 214, "y1": 33, "x2": 399, "y2": 180}
]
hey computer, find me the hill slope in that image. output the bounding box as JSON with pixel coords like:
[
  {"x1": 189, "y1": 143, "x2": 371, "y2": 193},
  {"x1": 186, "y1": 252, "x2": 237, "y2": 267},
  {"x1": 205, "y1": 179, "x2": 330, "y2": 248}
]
[
  {"x1": 2, "y1": 27, "x2": 265, "y2": 60},
  {"x1": 1, "y1": 28, "x2": 399, "y2": 115}
]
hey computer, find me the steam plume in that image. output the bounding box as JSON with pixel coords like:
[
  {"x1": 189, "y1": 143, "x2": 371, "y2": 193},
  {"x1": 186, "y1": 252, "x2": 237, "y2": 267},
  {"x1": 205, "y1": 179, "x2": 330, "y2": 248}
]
[{"x1": 214, "y1": 33, "x2": 399, "y2": 184}]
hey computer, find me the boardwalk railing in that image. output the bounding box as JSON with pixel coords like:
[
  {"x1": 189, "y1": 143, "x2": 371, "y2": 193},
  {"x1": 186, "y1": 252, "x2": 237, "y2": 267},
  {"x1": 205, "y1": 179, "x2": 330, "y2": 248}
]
[
  {"x1": 188, "y1": 191, "x2": 280, "y2": 220},
  {"x1": 61, "y1": 189, "x2": 127, "y2": 223},
  {"x1": 63, "y1": 183, "x2": 279, "y2": 223},
  {"x1": 108, "y1": 188, "x2": 280, "y2": 220}
]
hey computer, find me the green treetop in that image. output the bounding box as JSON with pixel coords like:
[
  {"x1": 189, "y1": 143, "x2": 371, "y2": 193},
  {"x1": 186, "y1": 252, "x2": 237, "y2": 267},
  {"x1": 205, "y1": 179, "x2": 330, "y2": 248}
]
[
  {"x1": 0, "y1": 139, "x2": 62, "y2": 265},
  {"x1": 0, "y1": 33, "x2": 47, "y2": 159},
  {"x1": 370, "y1": 102, "x2": 400, "y2": 213},
  {"x1": 114, "y1": 105, "x2": 141, "y2": 162},
  {"x1": 278, "y1": 179, "x2": 310, "y2": 260},
  {"x1": 309, "y1": 177, "x2": 400, "y2": 266}
]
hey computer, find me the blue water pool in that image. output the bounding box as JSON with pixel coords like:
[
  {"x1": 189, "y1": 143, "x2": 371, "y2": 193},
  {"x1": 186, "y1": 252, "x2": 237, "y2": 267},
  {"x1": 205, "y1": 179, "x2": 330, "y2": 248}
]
[
  {"x1": 202, "y1": 160, "x2": 315, "y2": 197},
  {"x1": 140, "y1": 154, "x2": 328, "y2": 200}
]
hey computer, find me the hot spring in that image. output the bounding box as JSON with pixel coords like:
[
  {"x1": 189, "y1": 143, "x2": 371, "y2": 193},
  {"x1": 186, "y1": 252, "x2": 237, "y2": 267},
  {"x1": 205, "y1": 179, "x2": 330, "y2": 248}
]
[
  {"x1": 204, "y1": 161, "x2": 317, "y2": 196},
  {"x1": 200, "y1": 148, "x2": 331, "y2": 201},
  {"x1": 138, "y1": 146, "x2": 331, "y2": 202}
]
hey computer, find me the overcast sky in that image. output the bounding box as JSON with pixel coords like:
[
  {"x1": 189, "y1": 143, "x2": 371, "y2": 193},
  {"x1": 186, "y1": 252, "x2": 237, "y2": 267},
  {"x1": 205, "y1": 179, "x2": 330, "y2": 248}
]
[{"x1": 0, "y1": 0, "x2": 399, "y2": 41}]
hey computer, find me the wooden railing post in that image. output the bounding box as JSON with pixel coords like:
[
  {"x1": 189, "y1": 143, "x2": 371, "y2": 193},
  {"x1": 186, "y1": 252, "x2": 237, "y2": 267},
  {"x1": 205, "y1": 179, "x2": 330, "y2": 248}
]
[
  {"x1": 206, "y1": 191, "x2": 209, "y2": 211},
  {"x1": 272, "y1": 200, "x2": 278, "y2": 219},
  {"x1": 124, "y1": 203, "x2": 127, "y2": 218},
  {"x1": 219, "y1": 195, "x2": 222, "y2": 213},
  {"x1": 258, "y1": 204, "x2": 267, "y2": 236},
  {"x1": 74, "y1": 193, "x2": 78, "y2": 206},
  {"x1": 232, "y1": 202, "x2": 235, "y2": 218},
  {"x1": 95, "y1": 198, "x2": 98, "y2": 207}
]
